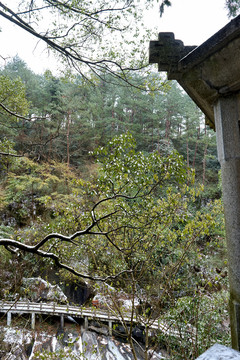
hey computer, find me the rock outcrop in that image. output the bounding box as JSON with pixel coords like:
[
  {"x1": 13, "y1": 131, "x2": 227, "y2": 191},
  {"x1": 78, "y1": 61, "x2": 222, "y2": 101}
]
[
  {"x1": 21, "y1": 277, "x2": 68, "y2": 303},
  {"x1": 0, "y1": 325, "x2": 166, "y2": 359}
]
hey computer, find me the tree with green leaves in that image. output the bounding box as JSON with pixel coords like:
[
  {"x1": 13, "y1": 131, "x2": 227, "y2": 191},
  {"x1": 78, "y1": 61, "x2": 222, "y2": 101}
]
[
  {"x1": 0, "y1": 71, "x2": 29, "y2": 178},
  {"x1": 1, "y1": 157, "x2": 79, "y2": 226},
  {"x1": 0, "y1": 73, "x2": 29, "y2": 137},
  {"x1": 0, "y1": 58, "x2": 219, "y2": 195},
  {"x1": 225, "y1": 0, "x2": 240, "y2": 17},
  {"x1": 0, "y1": 133, "x2": 226, "y2": 359},
  {"x1": 0, "y1": 56, "x2": 219, "y2": 199}
]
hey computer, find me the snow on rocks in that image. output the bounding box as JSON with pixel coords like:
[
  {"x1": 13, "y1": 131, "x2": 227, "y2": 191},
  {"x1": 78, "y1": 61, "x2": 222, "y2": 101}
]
[{"x1": 21, "y1": 277, "x2": 68, "y2": 303}]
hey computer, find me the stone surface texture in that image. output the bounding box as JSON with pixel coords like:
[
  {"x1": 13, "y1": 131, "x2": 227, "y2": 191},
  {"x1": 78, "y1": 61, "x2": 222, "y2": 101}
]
[
  {"x1": 21, "y1": 277, "x2": 68, "y2": 303},
  {"x1": 149, "y1": 12, "x2": 240, "y2": 351},
  {"x1": 0, "y1": 325, "x2": 165, "y2": 359},
  {"x1": 196, "y1": 344, "x2": 240, "y2": 359}
]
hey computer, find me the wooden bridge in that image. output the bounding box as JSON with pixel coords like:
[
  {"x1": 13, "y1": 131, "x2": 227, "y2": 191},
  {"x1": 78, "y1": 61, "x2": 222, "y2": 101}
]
[{"x1": 0, "y1": 301, "x2": 174, "y2": 336}]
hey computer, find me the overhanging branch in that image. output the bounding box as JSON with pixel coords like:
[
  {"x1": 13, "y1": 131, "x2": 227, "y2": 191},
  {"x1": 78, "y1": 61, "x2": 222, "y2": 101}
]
[
  {"x1": 1, "y1": 238, "x2": 132, "y2": 281},
  {"x1": 0, "y1": 102, "x2": 46, "y2": 121},
  {"x1": 0, "y1": 187, "x2": 160, "y2": 281},
  {"x1": 0, "y1": 2, "x2": 148, "y2": 83},
  {"x1": 0, "y1": 151, "x2": 23, "y2": 157}
]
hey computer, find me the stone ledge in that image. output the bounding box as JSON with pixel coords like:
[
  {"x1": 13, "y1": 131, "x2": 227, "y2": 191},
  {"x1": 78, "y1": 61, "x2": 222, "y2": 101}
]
[{"x1": 196, "y1": 344, "x2": 240, "y2": 359}]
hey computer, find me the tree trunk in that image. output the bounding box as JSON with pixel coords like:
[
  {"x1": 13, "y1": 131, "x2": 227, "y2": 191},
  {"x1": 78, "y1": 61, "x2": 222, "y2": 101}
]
[
  {"x1": 186, "y1": 138, "x2": 189, "y2": 169},
  {"x1": 202, "y1": 145, "x2": 208, "y2": 186},
  {"x1": 165, "y1": 117, "x2": 171, "y2": 144},
  {"x1": 67, "y1": 111, "x2": 71, "y2": 168},
  {"x1": 192, "y1": 126, "x2": 200, "y2": 170},
  {"x1": 202, "y1": 125, "x2": 208, "y2": 186}
]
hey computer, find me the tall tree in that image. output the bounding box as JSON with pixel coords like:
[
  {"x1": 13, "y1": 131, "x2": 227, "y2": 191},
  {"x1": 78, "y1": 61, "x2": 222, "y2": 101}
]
[{"x1": 0, "y1": 73, "x2": 29, "y2": 158}]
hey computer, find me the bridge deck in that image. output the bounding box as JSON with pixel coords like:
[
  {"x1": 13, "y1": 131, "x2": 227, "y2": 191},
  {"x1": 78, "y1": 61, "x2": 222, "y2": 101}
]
[
  {"x1": 0, "y1": 301, "x2": 160, "y2": 329},
  {"x1": 0, "y1": 301, "x2": 188, "y2": 338}
]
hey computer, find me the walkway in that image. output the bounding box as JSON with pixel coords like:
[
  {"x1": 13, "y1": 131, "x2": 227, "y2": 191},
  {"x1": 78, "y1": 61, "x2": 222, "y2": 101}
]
[{"x1": 0, "y1": 300, "x2": 181, "y2": 337}]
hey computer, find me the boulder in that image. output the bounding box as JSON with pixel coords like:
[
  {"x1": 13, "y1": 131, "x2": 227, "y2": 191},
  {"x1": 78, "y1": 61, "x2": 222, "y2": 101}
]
[
  {"x1": 21, "y1": 277, "x2": 67, "y2": 303},
  {"x1": 196, "y1": 344, "x2": 240, "y2": 359},
  {"x1": 92, "y1": 282, "x2": 140, "y2": 313},
  {"x1": 132, "y1": 326, "x2": 145, "y2": 344}
]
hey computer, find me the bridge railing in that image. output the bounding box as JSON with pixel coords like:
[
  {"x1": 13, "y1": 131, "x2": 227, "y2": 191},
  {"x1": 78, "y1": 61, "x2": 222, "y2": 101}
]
[
  {"x1": 0, "y1": 300, "x2": 187, "y2": 338},
  {"x1": 0, "y1": 300, "x2": 134, "y2": 321}
]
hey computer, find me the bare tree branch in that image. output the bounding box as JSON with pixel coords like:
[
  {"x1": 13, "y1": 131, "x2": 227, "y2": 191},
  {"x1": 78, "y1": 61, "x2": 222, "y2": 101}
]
[
  {"x1": 0, "y1": 151, "x2": 23, "y2": 157},
  {"x1": 1, "y1": 237, "x2": 132, "y2": 281},
  {"x1": 0, "y1": 187, "x2": 156, "y2": 280},
  {"x1": 0, "y1": 102, "x2": 46, "y2": 121},
  {"x1": 1, "y1": 235, "x2": 135, "y2": 282},
  {"x1": 0, "y1": 1, "x2": 149, "y2": 86}
]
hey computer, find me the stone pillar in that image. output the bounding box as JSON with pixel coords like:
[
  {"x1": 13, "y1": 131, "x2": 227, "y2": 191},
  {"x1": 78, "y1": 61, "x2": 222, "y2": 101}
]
[
  {"x1": 7, "y1": 312, "x2": 11, "y2": 327},
  {"x1": 214, "y1": 93, "x2": 240, "y2": 350},
  {"x1": 109, "y1": 321, "x2": 113, "y2": 336},
  {"x1": 31, "y1": 313, "x2": 35, "y2": 330},
  {"x1": 84, "y1": 317, "x2": 88, "y2": 330}
]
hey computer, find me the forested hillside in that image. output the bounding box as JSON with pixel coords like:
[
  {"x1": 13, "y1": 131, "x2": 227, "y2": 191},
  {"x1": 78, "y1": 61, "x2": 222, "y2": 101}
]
[
  {"x1": 0, "y1": 57, "x2": 229, "y2": 359},
  {"x1": 1, "y1": 57, "x2": 219, "y2": 185}
]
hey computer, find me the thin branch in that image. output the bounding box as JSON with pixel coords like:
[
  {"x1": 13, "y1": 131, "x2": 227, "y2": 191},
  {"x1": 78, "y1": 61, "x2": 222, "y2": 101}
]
[
  {"x1": 0, "y1": 3, "x2": 147, "y2": 76},
  {"x1": 0, "y1": 2, "x2": 35, "y2": 30},
  {"x1": 0, "y1": 102, "x2": 46, "y2": 121},
  {"x1": 45, "y1": 0, "x2": 133, "y2": 18},
  {"x1": 16, "y1": 5, "x2": 52, "y2": 16},
  {"x1": 0, "y1": 151, "x2": 23, "y2": 157}
]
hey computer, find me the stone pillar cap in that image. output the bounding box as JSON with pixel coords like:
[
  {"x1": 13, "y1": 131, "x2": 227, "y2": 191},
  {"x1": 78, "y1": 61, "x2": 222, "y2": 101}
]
[{"x1": 149, "y1": 15, "x2": 240, "y2": 129}]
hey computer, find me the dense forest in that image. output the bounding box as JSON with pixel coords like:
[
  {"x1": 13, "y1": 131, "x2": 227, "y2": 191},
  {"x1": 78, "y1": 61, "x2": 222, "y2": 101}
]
[{"x1": 0, "y1": 57, "x2": 229, "y2": 359}]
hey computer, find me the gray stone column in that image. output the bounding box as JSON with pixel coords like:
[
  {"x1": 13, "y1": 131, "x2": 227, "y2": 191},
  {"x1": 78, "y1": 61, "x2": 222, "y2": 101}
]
[
  {"x1": 7, "y1": 312, "x2": 11, "y2": 327},
  {"x1": 60, "y1": 314, "x2": 64, "y2": 330},
  {"x1": 214, "y1": 93, "x2": 240, "y2": 350},
  {"x1": 84, "y1": 317, "x2": 88, "y2": 330},
  {"x1": 31, "y1": 313, "x2": 35, "y2": 330},
  {"x1": 109, "y1": 321, "x2": 113, "y2": 336}
]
